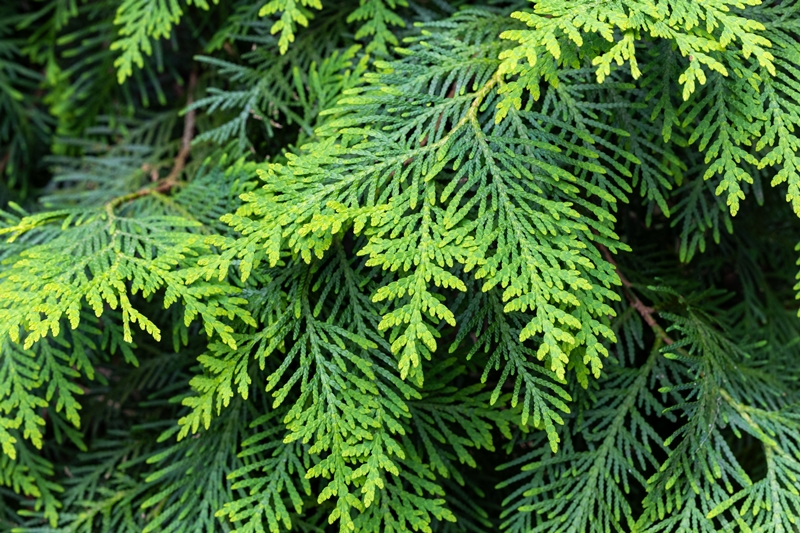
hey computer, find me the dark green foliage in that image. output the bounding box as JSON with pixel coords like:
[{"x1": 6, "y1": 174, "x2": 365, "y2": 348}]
[{"x1": 1, "y1": 1, "x2": 800, "y2": 532}]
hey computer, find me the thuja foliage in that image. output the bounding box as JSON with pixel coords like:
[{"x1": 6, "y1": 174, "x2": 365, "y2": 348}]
[{"x1": 2, "y1": 0, "x2": 800, "y2": 531}]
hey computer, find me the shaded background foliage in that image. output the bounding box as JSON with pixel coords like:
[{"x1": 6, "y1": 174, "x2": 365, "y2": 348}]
[{"x1": 1, "y1": 1, "x2": 800, "y2": 532}]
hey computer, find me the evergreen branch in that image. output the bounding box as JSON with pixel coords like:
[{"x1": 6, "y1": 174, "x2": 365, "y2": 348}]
[
  {"x1": 111, "y1": 0, "x2": 217, "y2": 83},
  {"x1": 205, "y1": 8, "x2": 628, "y2": 388},
  {"x1": 500, "y1": 341, "x2": 668, "y2": 533},
  {"x1": 259, "y1": 0, "x2": 323, "y2": 54},
  {"x1": 4, "y1": 2, "x2": 800, "y2": 531}
]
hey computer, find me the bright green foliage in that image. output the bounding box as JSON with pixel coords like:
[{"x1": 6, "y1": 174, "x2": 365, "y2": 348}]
[
  {"x1": 259, "y1": 0, "x2": 323, "y2": 55},
  {"x1": 2, "y1": 0, "x2": 800, "y2": 532},
  {"x1": 495, "y1": 0, "x2": 775, "y2": 97},
  {"x1": 0, "y1": 210, "x2": 251, "y2": 350},
  {"x1": 112, "y1": 0, "x2": 220, "y2": 83},
  {"x1": 206, "y1": 9, "x2": 627, "y2": 389}
]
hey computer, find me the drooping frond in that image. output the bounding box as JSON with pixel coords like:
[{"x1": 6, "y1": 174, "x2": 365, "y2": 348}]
[
  {"x1": 498, "y1": 0, "x2": 775, "y2": 99},
  {"x1": 258, "y1": 0, "x2": 323, "y2": 55},
  {"x1": 112, "y1": 0, "x2": 219, "y2": 83},
  {"x1": 498, "y1": 314, "x2": 671, "y2": 532},
  {"x1": 0, "y1": 208, "x2": 252, "y2": 351}
]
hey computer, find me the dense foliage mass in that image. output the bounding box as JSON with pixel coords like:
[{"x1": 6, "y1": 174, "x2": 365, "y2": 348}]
[{"x1": 2, "y1": 0, "x2": 800, "y2": 531}]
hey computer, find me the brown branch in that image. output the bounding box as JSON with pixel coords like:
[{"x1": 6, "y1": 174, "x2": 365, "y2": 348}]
[
  {"x1": 0, "y1": 151, "x2": 9, "y2": 177},
  {"x1": 598, "y1": 243, "x2": 677, "y2": 347},
  {"x1": 165, "y1": 70, "x2": 198, "y2": 184},
  {"x1": 105, "y1": 71, "x2": 198, "y2": 216}
]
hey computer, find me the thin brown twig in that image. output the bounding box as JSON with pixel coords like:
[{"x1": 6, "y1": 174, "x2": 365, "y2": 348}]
[
  {"x1": 0, "y1": 151, "x2": 9, "y2": 177},
  {"x1": 598, "y1": 243, "x2": 677, "y2": 347},
  {"x1": 105, "y1": 72, "x2": 198, "y2": 216},
  {"x1": 165, "y1": 70, "x2": 198, "y2": 184}
]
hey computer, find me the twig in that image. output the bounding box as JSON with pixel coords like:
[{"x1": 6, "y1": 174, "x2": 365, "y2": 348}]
[
  {"x1": 0, "y1": 151, "x2": 9, "y2": 177},
  {"x1": 598, "y1": 243, "x2": 681, "y2": 350},
  {"x1": 105, "y1": 71, "x2": 198, "y2": 216},
  {"x1": 165, "y1": 70, "x2": 198, "y2": 184}
]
